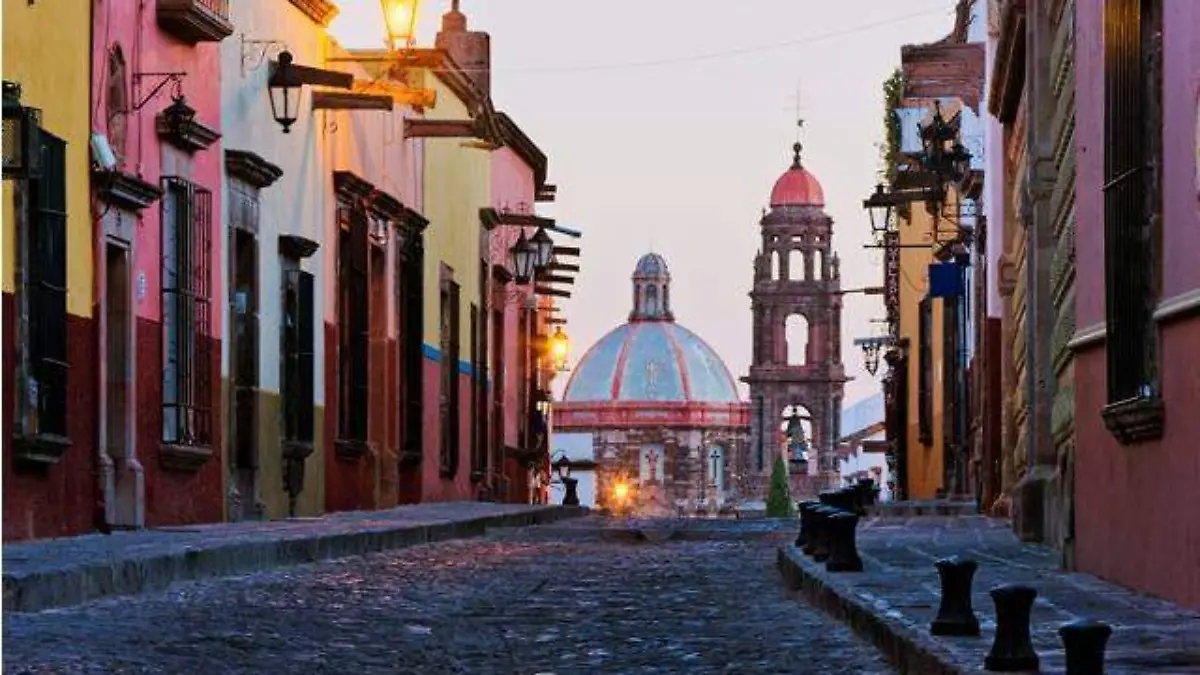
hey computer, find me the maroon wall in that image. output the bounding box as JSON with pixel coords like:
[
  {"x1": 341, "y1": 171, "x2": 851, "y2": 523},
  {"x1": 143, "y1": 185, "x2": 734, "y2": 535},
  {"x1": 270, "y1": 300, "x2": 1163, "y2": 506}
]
[{"x1": 3, "y1": 293, "x2": 99, "y2": 541}]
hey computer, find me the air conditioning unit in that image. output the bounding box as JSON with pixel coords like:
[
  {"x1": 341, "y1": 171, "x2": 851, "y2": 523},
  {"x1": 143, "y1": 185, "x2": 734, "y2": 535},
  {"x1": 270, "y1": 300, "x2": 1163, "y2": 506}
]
[{"x1": 91, "y1": 133, "x2": 118, "y2": 171}]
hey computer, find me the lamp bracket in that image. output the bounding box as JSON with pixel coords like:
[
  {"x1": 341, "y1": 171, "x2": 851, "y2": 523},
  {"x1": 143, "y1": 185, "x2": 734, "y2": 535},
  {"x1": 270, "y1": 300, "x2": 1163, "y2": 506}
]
[
  {"x1": 241, "y1": 34, "x2": 289, "y2": 76},
  {"x1": 131, "y1": 72, "x2": 186, "y2": 112}
]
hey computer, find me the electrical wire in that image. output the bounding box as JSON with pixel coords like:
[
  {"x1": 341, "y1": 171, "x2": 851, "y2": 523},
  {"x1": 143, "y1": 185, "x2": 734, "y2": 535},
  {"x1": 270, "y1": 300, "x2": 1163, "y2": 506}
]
[{"x1": 429, "y1": 3, "x2": 956, "y2": 75}]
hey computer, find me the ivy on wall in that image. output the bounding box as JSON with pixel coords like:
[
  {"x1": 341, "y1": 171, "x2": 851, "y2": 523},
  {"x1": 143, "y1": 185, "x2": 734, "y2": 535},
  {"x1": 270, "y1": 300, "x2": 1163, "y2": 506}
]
[{"x1": 880, "y1": 67, "x2": 904, "y2": 186}]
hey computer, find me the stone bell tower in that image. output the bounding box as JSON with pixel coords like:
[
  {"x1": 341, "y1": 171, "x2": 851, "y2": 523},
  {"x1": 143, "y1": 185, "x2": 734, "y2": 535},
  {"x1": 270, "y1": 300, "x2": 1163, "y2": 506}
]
[{"x1": 743, "y1": 140, "x2": 848, "y2": 497}]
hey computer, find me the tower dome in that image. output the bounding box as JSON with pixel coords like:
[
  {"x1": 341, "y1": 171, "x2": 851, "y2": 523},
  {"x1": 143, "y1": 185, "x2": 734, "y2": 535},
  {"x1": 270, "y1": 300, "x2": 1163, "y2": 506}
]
[
  {"x1": 562, "y1": 253, "x2": 740, "y2": 404},
  {"x1": 769, "y1": 142, "x2": 825, "y2": 208}
]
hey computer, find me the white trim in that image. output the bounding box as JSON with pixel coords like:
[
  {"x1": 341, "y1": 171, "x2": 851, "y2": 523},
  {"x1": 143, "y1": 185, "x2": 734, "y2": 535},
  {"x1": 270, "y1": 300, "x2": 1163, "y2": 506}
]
[
  {"x1": 1152, "y1": 288, "x2": 1200, "y2": 324},
  {"x1": 1067, "y1": 321, "x2": 1106, "y2": 352}
]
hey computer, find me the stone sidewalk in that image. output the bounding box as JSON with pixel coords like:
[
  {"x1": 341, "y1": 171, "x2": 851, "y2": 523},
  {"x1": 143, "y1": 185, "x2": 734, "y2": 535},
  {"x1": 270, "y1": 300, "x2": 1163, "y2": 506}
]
[
  {"x1": 778, "y1": 516, "x2": 1200, "y2": 674},
  {"x1": 3, "y1": 502, "x2": 585, "y2": 614}
]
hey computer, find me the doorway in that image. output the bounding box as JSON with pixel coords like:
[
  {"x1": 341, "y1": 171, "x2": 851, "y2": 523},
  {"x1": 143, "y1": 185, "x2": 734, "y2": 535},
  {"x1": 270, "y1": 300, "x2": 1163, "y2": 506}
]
[
  {"x1": 104, "y1": 240, "x2": 143, "y2": 528},
  {"x1": 229, "y1": 228, "x2": 261, "y2": 520}
]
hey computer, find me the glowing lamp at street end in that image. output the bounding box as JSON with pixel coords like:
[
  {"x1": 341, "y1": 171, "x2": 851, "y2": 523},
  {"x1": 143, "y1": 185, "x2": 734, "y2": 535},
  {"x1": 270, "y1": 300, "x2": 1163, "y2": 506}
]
[
  {"x1": 549, "y1": 326, "x2": 570, "y2": 372},
  {"x1": 380, "y1": 0, "x2": 421, "y2": 51},
  {"x1": 613, "y1": 481, "x2": 630, "y2": 502}
]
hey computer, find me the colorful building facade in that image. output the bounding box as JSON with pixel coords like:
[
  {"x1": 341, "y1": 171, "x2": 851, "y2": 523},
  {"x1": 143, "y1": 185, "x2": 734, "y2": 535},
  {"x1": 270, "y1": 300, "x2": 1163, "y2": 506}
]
[
  {"x1": 1072, "y1": 0, "x2": 1200, "y2": 607},
  {"x1": 3, "y1": 0, "x2": 97, "y2": 540}
]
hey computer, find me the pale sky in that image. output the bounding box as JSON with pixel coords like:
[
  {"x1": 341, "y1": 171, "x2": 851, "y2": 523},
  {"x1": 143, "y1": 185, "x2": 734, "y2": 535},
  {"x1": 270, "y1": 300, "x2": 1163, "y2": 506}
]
[{"x1": 329, "y1": 0, "x2": 958, "y2": 406}]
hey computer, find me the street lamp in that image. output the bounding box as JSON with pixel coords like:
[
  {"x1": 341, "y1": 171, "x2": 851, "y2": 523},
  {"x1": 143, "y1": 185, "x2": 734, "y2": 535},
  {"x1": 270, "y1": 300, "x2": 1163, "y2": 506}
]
[
  {"x1": 854, "y1": 336, "x2": 892, "y2": 377},
  {"x1": 267, "y1": 50, "x2": 302, "y2": 134},
  {"x1": 160, "y1": 93, "x2": 197, "y2": 145},
  {"x1": 548, "y1": 326, "x2": 570, "y2": 372},
  {"x1": 381, "y1": 0, "x2": 422, "y2": 51},
  {"x1": 510, "y1": 230, "x2": 537, "y2": 284},
  {"x1": 552, "y1": 452, "x2": 580, "y2": 506},
  {"x1": 530, "y1": 226, "x2": 555, "y2": 269},
  {"x1": 2, "y1": 81, "x2": 42, "y2": 180},
  {"x1": 863, "y1": 183, "x2": 894, "y2": 234}
]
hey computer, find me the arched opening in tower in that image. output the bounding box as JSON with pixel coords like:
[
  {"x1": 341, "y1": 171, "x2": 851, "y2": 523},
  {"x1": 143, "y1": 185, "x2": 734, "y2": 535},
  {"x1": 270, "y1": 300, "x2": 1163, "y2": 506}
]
[
  {"x1": 786, "y1": 314, "x2": 810, "y2": 365},
  {"x1": 813, "y1": 250, "x2": 824, "y2": 281},
  {"x1": 771, "y1": 250, "x2": 782, "y2": 280},
  {"x1": 788, "y1": 249, "x2": 805, "y2": 281}
]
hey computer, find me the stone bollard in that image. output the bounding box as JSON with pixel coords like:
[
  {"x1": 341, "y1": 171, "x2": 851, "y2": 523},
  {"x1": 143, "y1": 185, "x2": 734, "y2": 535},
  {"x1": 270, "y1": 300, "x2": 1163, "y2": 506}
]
[
  {"x1": 857, "y1": 478, "x2": 879, "y2": 508},
  {"x1": 824, "y1": 511, "x2": 864, "y2": 572},
  {"x1": 1059, "y1": 619, "x2": 1113, "y2": 675},
  {"x1": 795, "y1": 501, "x2": 819, "y2": 548},
  {"x1": 562, "y1": 477, "x2": 580, "y2": 506},
  {"x1": 810, "y1": 506, "x2": 838, "y2": 562},
  {"x1": 984, "y1": 584, "x2": 1040, "y2": 672},
  {"x1": 930, "y1": 557, "x2": 981, "y2": 636}
]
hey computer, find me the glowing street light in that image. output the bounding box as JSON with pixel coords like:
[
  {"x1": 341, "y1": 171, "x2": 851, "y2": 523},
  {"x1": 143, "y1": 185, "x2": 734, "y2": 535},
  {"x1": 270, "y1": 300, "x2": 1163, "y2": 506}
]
[
  {"x1": 548, "y1": 326, "x2": 570, "y2": 372},
  {"x1": 380, "y1": 0, "x2": 422, "y2": 51}
]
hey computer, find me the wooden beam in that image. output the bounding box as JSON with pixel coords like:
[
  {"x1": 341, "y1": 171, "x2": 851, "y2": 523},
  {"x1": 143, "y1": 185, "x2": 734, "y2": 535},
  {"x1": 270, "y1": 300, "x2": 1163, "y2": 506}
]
[
  {"x1": 539, "y1": 274, "x2": 574, "y2": 285},
  {"x1": 535, "y1": 286, "x2": 571, "y2": 298},
  {"x1": 545, "y1": 262, "x2": 579, "y2": 273},
  {"x1": 312, "y1": 91, "x2": 393, "y2": 111},
  {"x1": 352, "y1": 81, "x2": 437, "y2": 108},
  {"x1": 404, "y1": 119, "x2": 481, "y2": 139},
  {"x1": 545, "y1": 317, "x2": 567, "y2": 325},
  {"x1": 293, "y1": 63, "x2": 354, "y2": 89},
  {"x1": 552, "y1": 246, "x2": 580, "y2": 257}
]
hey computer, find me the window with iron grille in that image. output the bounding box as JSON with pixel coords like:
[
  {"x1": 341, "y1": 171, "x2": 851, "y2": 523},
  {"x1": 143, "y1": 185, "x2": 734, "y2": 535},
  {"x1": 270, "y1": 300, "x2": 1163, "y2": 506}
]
[
  {"x1": 917, "y1": 296, "x2": 933, "y2": 445},
  {"x1": 161, "y1": 176, "x2": 214, "y2": 447},
  {"x1": 396, "y1": 232, "x2": 424, "y2": 462},
  {"x1": 282, "y1": 268, "x2": 315, "y2": 443},
  {"x1": 22, "y1": 130, "x2": 69, "y2": 440},
  {"x1": 337, "y1": 204, "x2": 369, "y2": 444},
  {"x1": 1103, "y1": 0, "x2": 1163, "y2": 407},
  {"x1": 440, "y1": 277, "x2": 461, "y2": 476}
]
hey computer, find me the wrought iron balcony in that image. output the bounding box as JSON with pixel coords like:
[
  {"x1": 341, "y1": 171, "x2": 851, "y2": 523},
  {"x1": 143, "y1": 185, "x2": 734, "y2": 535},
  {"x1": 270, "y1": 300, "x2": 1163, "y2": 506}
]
[{"x1": 157, "y1": 0, "x2": 233, "y2": 44}]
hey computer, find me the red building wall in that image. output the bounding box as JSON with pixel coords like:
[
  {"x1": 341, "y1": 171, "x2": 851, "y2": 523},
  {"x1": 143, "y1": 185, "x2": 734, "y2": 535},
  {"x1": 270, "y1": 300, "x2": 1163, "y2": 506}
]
[
  {"x1": 1073, "y1": 0, "x2": 1200, "y2": 608},
  {"x1": 3, "y1": 295, "x2": 99, "y2": 541}
]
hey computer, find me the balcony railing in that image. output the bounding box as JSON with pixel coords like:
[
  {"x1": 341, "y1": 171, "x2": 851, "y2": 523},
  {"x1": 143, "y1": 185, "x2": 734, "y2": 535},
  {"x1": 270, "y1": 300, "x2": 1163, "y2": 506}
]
[{"x1": 157, "y1": 0, "x2": 233, "y2": 44}]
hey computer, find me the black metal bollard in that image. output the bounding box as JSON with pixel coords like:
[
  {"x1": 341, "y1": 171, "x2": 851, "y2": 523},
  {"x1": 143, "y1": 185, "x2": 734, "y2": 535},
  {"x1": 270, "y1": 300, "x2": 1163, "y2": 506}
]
[
  {"x1": 1059, "y1": 619, "x2": 1112, "y2": 675},
  {"x1": 930, "y1": 557, "x2": 981, "y2": 636},
  {"x1": 795, "y1": 501, "x2": 819, "y2": 548},
  {"x1": 984, "y1": 584, "x2": 1040, "y2": 672},
  {"x1": 810, "y1": 506, "x2": 837, "y2": 562},
  {"x1": 857, "y1": 478, "x2": 879, "y2": 507},
  {"x1": 562, "y1": 477, "x2": 580, "y2": 506},
  {"x1": 824, "y1": 511, "x2": 864, "y2": 572}
]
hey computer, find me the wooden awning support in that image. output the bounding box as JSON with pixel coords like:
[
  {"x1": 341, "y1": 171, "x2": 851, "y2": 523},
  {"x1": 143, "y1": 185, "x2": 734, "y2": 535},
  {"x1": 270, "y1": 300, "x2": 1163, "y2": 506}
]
[
  {"x1": 352, "y1": 80, "x2": 437, "y2": 108},
  {"x1": 312, "y1": 91, "x2": 393, "y2": 111},
  {"x1": 544, "y1": 262, "x2": 579, "y2": 273},
  {"x1": 405, "y1": 118, "x2": 484, "y2": 139},
  {"x1": 538, "y1": 274, "x2": 575, "y2": 285},
  {"x1": 552, "y1": 246, "x2": 580, "y2": 257},
  {"x1": 535, "y1": 286, "x2": 571, "y2": 298},
  {"x1": 268, "y1": 59, "x2": 354, "y2": 90}
]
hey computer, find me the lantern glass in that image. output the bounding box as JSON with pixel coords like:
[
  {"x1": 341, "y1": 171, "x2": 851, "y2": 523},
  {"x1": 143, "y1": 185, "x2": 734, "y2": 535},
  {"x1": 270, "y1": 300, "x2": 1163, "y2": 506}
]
[
  {"x1": 510, "y1": 231, "x2": 536, "y2": 283},
  {"x1": 550, "y1": 327, "x2": 569, "y2": 371},
  {"x1": 864, "y1": 183, "x2": 893, "y2": 233},
  {"x1": 381, "y1": 0, "x2": 421, "y2": 50},
  {"x1": 530, "y1": 226, "x2": 554, "y2": 268},
  {"x1": 162, "y1": 95, "x2": 196, "y2": 141},
  {"x1": 268, "y1": 51, "x2": 302, "y2": 133}
]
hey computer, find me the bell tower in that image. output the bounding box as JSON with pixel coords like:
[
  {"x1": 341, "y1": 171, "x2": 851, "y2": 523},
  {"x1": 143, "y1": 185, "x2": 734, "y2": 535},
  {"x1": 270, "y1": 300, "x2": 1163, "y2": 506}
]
[{"x1": 743, "y1": 139, "x2": 847, "y2": 496}]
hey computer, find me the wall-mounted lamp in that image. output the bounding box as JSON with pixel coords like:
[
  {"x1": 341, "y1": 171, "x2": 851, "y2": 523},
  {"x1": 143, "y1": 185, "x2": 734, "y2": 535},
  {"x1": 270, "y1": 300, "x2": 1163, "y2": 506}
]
[
  {"x1": 268, "y1": 51, "x2": 303, "y2": 133},
  {"x1": 381, "y1": 0, "x2": 422, "y2": 51},
  {"x1": 2, "y1": 81, "x2": 43, "y2": 180},
  {"x1": 510, "y1": 230, "x2": 537, "y2": 284}
]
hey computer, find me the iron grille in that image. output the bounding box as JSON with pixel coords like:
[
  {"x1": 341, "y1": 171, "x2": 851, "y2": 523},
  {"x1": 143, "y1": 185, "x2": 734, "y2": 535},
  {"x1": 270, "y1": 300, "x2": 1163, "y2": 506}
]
[
  {"x1": 282, "y1": 269, "x2": 315, "y2": 443},
  {"x1": 28, "y1": 129, "x2": 68, "y2": 437},
  {"x1": 397, "y1": 233, "x2": 424, "y2": 461},
  {"x1": 440, "y1": 280, "x2": 462, "y2": 476},
  {"x1": 161, "y1": 176, "x2": 213, "y2": 446}
]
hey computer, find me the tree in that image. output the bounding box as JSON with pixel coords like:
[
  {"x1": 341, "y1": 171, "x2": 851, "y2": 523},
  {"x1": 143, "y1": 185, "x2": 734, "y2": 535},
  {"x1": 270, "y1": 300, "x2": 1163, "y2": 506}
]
[{"x1": 765, "y1": 455, "x2": 795, "y2": 517}]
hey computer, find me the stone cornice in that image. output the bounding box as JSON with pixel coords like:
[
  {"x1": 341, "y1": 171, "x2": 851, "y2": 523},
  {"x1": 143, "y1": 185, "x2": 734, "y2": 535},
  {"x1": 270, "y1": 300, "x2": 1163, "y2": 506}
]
[
  {"x1": 94, "y1": 169, "x2": 164, "y2": 211},
  {"x1": 333, "y1": 170, "x2": 375, "y2": 204},
  {"x1": 287, "y1": 0, "x2": 338, "y2": 26},
  {"x1": 989, "y1": 0, "x2": 1027, "y2": 123},
  {"x1": 225, "y1": 149, "x2": 283, "y2": 189}
]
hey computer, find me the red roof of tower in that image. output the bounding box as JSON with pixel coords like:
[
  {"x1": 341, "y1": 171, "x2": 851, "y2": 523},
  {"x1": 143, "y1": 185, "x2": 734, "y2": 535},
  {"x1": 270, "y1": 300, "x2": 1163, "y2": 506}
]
[{"x1": 769, "y1": 142, "x2": 825, "y2": 208}]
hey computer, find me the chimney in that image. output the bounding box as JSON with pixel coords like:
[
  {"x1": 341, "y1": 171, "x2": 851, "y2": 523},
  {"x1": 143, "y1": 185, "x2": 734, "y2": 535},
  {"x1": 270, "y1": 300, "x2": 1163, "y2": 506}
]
[{"x1": 435, "y1": 1, "x2": 491, "y2": 99}]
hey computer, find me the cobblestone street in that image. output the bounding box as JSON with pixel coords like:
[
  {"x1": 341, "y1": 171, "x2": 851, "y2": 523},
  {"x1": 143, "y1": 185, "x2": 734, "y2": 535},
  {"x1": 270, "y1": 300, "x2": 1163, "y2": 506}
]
[{"x1": 3, "y1": 518, "x2": 893, "y2": 674}]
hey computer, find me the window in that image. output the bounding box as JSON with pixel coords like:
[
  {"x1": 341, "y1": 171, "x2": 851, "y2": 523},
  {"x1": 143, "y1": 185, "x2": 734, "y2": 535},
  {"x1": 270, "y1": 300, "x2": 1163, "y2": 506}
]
[
  {"x1": 396, "y1": 230, "x2": 424, "y2": 462},
  {"x1": 337, "y1": 204, "x2": 369, "y2": 446},
  {"x1": 161, "y1": 176, "x2": 214, "y2": 447},
  {"x1": 1103, "y1": 0, "x2": 1163, "y2": 409},
  {"x1": 18, "y1": 130, "x2": 69, "y2": 441},
  {"x1": 917, "y1": 296, "x2": 933, "y2": 445},
  {"x1": 469, "y1": 303, "x2": 485, "y2": 479},
  {"x1": 282, "y1": 269, "x2": 315, "y2": 443},
  {"x1": 439, "y1": 276, "x2": 461, "y2": 476}
]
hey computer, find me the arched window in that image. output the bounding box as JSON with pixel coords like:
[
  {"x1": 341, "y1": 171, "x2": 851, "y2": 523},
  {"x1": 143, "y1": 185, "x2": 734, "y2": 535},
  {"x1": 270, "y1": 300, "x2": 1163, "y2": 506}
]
[
  {"x1": 106, "y1": 44, "x2": 129, "y2": 161},
  {"x1": 786, "y1": 314, "x2": 809, "y2": 365},
  {"x1": 645, "y1": 284, "x2": 659, "y2": 315},
  {"x1": 814, "y1": 250, "x2": 824, "y2": 281},
  {"x1": 788, "y1": 249, "x2": 804, "y2": 281},
  {"x1": 771, "y1": 250, "x2": 781, "y2": 280}
]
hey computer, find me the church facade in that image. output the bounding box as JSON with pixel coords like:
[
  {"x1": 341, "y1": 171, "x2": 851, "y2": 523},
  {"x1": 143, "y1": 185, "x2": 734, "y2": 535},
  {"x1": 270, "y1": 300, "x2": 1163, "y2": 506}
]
[{"x1": 553, "y1": 254, "x2": 750, "y2": 515}]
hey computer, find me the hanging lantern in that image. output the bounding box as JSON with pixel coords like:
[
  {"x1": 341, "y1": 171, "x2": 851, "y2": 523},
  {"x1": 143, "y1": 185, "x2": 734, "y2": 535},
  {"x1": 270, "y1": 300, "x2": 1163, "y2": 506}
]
[
  {"x1": 380, "y1": 0, "x2": 422, "y2": 51},
  {"x1": 862, "y1": 183, "x2": 894, "y2": 234},
  {"x1": 530, "y1": 226, "x2": 555, "y2": 268},
  {"x1": 510, "y1": 230, "x2": 537, "y2": 284},
  {"x1": 161, "y1": 93, "x2": 196, "y2": 143},
  {"x1": 549, "y1": 326, "x2": 570, "y2": 372},
  {"x1": 268, "y1": 50, "x2": 303, "y2": 134},
  {"x1": 2, "y1": 81, "x2": 42, "y2": 180}
]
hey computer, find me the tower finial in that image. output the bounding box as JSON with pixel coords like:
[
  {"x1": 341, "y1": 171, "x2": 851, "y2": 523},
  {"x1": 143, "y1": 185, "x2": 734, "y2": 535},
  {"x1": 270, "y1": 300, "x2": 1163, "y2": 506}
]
[{"x1": 792, "y1": 83, "x2": 805, "y2": 168}]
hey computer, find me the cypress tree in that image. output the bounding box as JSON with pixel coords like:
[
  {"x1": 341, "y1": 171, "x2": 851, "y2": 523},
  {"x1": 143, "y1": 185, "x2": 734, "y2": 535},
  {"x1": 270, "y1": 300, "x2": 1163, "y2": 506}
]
[{"x1": 765, "y1": 455, "x2": 795, "y2": 517}]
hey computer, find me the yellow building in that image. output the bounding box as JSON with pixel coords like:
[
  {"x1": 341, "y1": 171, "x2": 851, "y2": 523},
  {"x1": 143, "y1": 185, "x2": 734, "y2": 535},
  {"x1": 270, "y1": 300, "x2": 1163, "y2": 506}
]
[{"x1": 2, "y1": 0, "x2": 97, "y2": 539}]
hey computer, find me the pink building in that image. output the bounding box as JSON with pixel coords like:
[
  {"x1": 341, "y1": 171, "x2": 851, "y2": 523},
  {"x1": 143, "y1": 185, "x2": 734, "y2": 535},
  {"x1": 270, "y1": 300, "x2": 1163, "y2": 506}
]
[
  {"x1": 90, "y1": 0, "x2": 230, "y2": 528},
  {"x1": 1073, "y1": 0, "x2": 1200, "y2": 607}
]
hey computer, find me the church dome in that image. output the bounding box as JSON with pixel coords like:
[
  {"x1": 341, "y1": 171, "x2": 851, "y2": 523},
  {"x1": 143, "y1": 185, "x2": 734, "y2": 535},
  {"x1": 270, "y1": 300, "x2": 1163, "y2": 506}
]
[
  {"x1": 769, "y1": 142, "x2": 825, "y2": 208},
  {"x1": 562, "y1": 322, "x2": 740, "y2": 403},
  {"x1": 562, "y1": 253, "x2": 740, "y2": 404}
]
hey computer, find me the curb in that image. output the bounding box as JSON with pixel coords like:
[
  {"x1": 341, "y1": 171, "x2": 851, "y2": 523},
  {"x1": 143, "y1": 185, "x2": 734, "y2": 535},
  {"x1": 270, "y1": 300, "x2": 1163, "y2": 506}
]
[
  {"x1": 4, "y1": 505, "x2": 587, "y2": 614},
  {"x1": 776, "y1": 545, "x2": 977, "y2": 675}
]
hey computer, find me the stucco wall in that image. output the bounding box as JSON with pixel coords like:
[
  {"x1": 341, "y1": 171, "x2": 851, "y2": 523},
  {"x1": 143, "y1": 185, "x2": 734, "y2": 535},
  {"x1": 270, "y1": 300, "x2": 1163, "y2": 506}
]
[{"x1": 1072, "y1": 0, "x2": 1200, "y2": 609}]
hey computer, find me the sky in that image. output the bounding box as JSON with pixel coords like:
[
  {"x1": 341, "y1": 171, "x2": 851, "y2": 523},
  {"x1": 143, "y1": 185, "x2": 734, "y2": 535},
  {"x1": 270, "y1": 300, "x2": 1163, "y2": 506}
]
[{"x1": 329, "y1": 0, "x2": 959, "y2": 406}]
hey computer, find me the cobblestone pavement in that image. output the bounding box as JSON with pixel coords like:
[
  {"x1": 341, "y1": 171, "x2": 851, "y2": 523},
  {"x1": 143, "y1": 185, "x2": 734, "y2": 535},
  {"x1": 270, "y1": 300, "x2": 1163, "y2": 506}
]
[
  {"x1": 3, "y1": 517, "x2": 894, "y2": 675},
  {"x1": 781, "y1": 515, "x2": 1200, "y2": 674}
]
